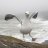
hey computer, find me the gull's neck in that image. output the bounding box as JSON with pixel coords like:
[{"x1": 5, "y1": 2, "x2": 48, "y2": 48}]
[
  {"x1": 23, "y1": 17, "x2": 30, "y2": 24},
  {"x1": 25, "y1": 16, "x2": 29, "y2": 21}
]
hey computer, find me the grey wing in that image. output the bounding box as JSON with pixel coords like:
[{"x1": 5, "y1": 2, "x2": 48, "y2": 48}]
[
  {"x1": 29, "y1": 12, "x2": 38, "y2": 19},
  {"x1": 15, "y1": 16, "x2": 22, "y2": 24}
]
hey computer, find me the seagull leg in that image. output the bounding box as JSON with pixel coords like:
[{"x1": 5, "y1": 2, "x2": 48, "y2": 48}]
[
  {"x1": 23, "y1": 34, "x2": 25, "y2": 38},
  {"x1": 29, "y1": 32, "x2": 33, "y2": 41},
  {"x1": 23, "y1": 34, "x2": 25, "y2": 41},
  {"x1": 29, "y1": 32, "x2": 32, "y2": 38}
]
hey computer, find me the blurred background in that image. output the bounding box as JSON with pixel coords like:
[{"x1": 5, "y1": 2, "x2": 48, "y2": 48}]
[{"x1": 0, "y1": 0, "x2": 48, "y2": 20}]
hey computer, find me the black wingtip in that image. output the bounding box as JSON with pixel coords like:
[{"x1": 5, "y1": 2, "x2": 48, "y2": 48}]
[
  {"x1": 5, "y1": 14, "x2": 16, "y2": 21},
  {"x1": 32, "y1": 12, "x2": 38, "y2": 19}
]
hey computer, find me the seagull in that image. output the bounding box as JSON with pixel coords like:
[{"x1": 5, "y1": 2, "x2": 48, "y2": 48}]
[
  {"x1": 5, "y1": 11, "x2": 38, "y2": 41},
  {"x1": 15, "y1": 11, "x2": 38, "y2": 41}
]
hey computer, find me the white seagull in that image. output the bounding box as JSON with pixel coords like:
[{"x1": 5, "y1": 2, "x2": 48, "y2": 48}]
[{"x1": 15, "y1": 11, "x2": 38, "y2": 41}]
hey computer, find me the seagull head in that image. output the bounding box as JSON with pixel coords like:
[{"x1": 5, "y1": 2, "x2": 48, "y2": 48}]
[{"x1": 25, "y1": 11, "x2": 29, "y2": 17}]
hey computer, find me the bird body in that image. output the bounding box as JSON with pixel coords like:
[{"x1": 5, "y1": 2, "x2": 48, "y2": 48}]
[{"x1": 20, "y1": 17, "x2": 32, "y2": 35}]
